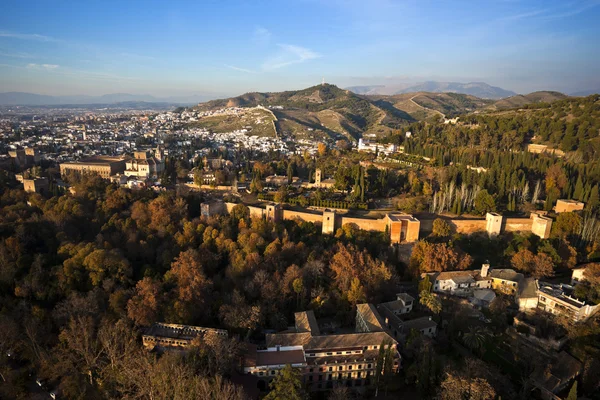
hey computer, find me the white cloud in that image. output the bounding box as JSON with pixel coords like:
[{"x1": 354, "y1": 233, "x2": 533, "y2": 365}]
[
  {"x1": 262, "y1": 44, "x2": 321, "y2": 70},
  {"x1": 0, "y1": 51, "x2": 35, "y2": 59},
  {"x1": 0, "y1": 31, "x2": 58, "y2": 42},
  {"x1": 225, "y1": 64, "x2": 256, "y2": 74},
  {"x1": 27, "y1": 63, "x2": 59, "y2": 70},
  {"x1": 253, "y1": 26, "x2": 271, "y2": 45}
]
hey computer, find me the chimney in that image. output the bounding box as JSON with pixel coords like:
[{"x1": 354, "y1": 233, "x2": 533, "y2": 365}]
[{"x1": 481, "y1": 263, "x2": 490, "y2": 278}]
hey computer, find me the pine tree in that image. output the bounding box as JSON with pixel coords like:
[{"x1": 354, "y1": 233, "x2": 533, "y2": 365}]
[{"x1": 566, "y1": 381, "x2": 577, "y2": 400}]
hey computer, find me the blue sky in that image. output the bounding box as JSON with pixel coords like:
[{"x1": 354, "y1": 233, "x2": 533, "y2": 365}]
[{"x1": 1, "y1": 0, "x2": 599, "y2": 97}]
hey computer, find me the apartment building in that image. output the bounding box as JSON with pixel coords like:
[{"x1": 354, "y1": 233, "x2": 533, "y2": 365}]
[
  {"x1": 244, "y1": 310, "x2": 400, "y2": 392},
  {"x1": 536, "y1": 283, "x2": 600, "y2": 322},
  {"x1": 60, "y1": 156, "x2": 127, "y2": 179}
]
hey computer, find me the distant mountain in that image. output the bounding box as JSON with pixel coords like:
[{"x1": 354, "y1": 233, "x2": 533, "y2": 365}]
[
  {"x1": 571, "y1": 89, "x2": 600, "y2": 97},
  {"x1": 345, "y1": 85, "x2": 387, "y2": 95},
  {"x1": 395, "y1": 81, "x2": 516, "y2": 99},
  {"x1": 0, "y1": 92, "x2": 219, "y2": 106},
  {"x1": 491, "y1": 91, "x2": 568, "y2": 110}
]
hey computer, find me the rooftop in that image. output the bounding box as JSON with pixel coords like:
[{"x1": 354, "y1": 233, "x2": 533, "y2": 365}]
[
  {"x1": 356, "y1": 303, "x2": 386, "y2": 332},
  {"x1": 489, "y1": 268, "x2": 524, "y2": 282}
]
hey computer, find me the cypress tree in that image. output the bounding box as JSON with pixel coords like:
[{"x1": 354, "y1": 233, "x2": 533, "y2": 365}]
[
  {"x1": 573, "y1": 175, "x2": 584, "y2": 200},
  {"x1": 587, "y1": 184, "x2": 599, "y2": 212}
]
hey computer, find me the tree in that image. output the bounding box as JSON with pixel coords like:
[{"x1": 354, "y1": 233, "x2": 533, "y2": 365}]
[
  {"x1": 432, "y1": 218, "x2": 451, "y2": 237},
  {"x1": 420, "y1": 291, "x2": 442, "y2": 314},
  {"x1": 567, "y1": 381, "x2": 577, "y2": 400},
  {"x1": 264, "y1": 364, "x2": 306, "y2": 400},
  {"x1": 473, "y1": 190, "x2": 495, "y2": 215},
  {"x1": 127, "y1": 277, "x2": 163, "y2": 326},
  {"x1": 347, "y1": 277, "x2": 366, "y2": 305},
  {"x1": 419, "y1": 274, "x2": 432, "y2": 293},
  {"x1": 328, "y1": 385, "x2": 350, "y2": 400},
  {"x1": 552, "y1": 212, "x2": 582, "y2": 240},
  {"x1": 511, "y1": 249, "x2": 554, "y2": 279},
  {"x1": 317, "y1": 143, "x2": 327, "y2": 157},
  {"x1": 439, "y1": 373, "x2": 496, "y2": 400},
  {"x1": 461, "y1": 326, "x2": 486, "y2": 353}
]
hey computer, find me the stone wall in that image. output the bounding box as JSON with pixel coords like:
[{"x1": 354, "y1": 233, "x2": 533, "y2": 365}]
[
  {"x1": 340, "y1": 216, "x2": 388, "y2": 232},
  {"x1": 282, "y1": 209, "x2": 324, "y2": 224}
]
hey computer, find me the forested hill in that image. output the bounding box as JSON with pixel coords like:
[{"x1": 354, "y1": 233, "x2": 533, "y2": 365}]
[
  {"x1": 490, "y1": 91, "x2": 569, "y2": 110},
  {"x1": 195, "y1": 84, "x2": 416, "y2": 138}
]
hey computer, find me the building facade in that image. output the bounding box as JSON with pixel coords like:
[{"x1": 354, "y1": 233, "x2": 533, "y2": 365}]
[
  {"x1": 244, "y1": 310, "x2": 400, "y2": 392},
  {"x1": 60, "y1": 156, "x2": 127, "y2": 179}
]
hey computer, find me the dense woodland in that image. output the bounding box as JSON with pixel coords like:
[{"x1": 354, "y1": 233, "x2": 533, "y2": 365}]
[{"x1": 1, "y1": 169, "x2": 600, "y2": 398}]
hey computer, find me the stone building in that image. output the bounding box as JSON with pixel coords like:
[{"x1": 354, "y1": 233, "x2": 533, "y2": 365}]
[
  {"x1": 243, "y1": 310, "x2": 400, "y2": 392},
  {"x1": 60, "y1": 156, "x2": 127, "y2": 179},
  {"x1": 125, "y1": 148, "x2": 164, "y2": 179},
  {"x1": 142, "y1": 322, "x2": 227, "y2": 350},
  {"x1": 9, "y1": 147, "x2": 40, "y2": 169},
  {"x1": 555, "y1": 199, "x2": 585, "y2": 213},
  {"x1": 22, "y1": 177, "x2": 49, "y2": 195}
]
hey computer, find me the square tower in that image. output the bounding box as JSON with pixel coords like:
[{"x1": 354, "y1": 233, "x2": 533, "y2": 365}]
[
  {"x1": 315, "y1": 169, "x2": 322, "y2": 186},
  {"x1": 322, "y1": 210, "x2": 336, "y2": 234},
  {"x1": 266, "y1": 203, "x2": 282, "y2": 223},
  {"x1": 486, "y1": 212, "x2": 503, "y2": 236}
]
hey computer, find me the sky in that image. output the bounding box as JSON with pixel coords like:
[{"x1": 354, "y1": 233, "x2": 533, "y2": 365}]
[{"x1": 1, "y1": 0, "x2": 599, "y2": 98}]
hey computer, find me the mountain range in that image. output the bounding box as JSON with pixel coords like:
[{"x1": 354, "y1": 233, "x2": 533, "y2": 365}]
[
  {"x1": 347, "y1": 81, "x2": 517, "y2": 99},
  {"x1": 192, "y1": 84, "x2": 576, "y2": 142},
  {"x1": 0, "y1": 92, "x2": 219, "y2": 106}
]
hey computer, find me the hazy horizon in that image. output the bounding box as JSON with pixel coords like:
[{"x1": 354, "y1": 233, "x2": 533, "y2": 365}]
[{"x1": 1, "y1": 0, "x2": 600, "y2": 97}]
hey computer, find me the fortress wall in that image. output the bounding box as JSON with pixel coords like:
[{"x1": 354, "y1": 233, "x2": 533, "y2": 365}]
[
  {"x1": 248, "y1": 205, "x2": 266, "y2": 219},
  {"x1": 340, "y1": 216, "x2": 387, "y2": 232},
  {"x1": 449, "y1": 219, "x2": 487, "y2": 234},
  {"x1": 504, "y1": 218, "x2": 534, "y2": 232},
  {"x1": 283, "y1": 210, "x2": 324, "y2": 224}
]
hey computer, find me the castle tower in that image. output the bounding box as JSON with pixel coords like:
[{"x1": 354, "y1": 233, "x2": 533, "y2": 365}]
[
  {"x1": 266, "y1": 203, "x2": 282, "y2": 223},
  {"x1": 322, "y1": 209, "x2": 336, "y2": 234},
  {"x1": 154, "y1": 145, "x2": 164, "y2": 161},
  {"x1": 315, "y1": 169, "x2": 322, "y2": 186},
  {"x1": 486, "y1": 212, "x2": 503, "y2": 237}
]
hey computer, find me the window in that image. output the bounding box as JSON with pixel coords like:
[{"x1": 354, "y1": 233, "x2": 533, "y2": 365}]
[
  {"x1": 309, "y1": 368, "x2": 313, "y2": 373},
  {"x1": 309, "y1": 376, "x2": 313, "y2": 382},
  {"x1": 336, "y1": 351, "x2": 342, "y2": 355},
  {"x1": 327, "y1": 352, "x2": 333, "y2": 356},
  {"x1": 357, "y1": 364, "x2": 362, "y2": 370},
  {"x1": 349, "y1": 365, "x2": 352, "y2": 370},
  {"x1": 259, "y1": 372, "x2": 264, "y2": 376},
  {"x1": 338, "y1": 366, "x2": 343, "y2": 371},
  {"x1": 329, "y1": 367, "x2": 333, "y2": 371},
  {"x1": 367, "y1": 364, "x2": 372, "y2": 369},
  {"x1": 318, "y1": 375, "x2": 322, "y2": 381}
]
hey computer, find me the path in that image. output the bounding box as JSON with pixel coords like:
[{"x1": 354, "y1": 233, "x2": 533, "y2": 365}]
[{"x1": 409, "y1": 95, "x2": 446, "y2": 119}]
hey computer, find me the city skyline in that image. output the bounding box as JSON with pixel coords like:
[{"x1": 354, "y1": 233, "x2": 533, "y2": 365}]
[{"x1": 1, "y1": 0, "x2": 600, "y2": 97}]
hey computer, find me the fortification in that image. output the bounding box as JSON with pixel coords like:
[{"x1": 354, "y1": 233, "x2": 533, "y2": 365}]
[
  {"x1": 266, "y1": 203, "x2": 283, "y2": 223},
  {"x1": 531, "y1": 212, "x2": 553, "y2": 239},
  {"x1": 322, "y1": 210, "x2": 337, "y2": 234},
  {"x1": 486, "y1": 212, "x2": 503, "y2": 236},
  {"x1": 555, "y1": 199, "x2": 585, "y2": 213}
]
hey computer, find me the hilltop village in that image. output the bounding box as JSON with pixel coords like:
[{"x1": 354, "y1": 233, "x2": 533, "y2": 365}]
[{"x1": 1, "y1": 87, "x2": 600, "y2": 399}]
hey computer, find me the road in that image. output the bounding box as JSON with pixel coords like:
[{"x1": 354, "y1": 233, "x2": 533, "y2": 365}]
[{"x1": 409, "y1": 95, "x2": 446, "y2": 120}]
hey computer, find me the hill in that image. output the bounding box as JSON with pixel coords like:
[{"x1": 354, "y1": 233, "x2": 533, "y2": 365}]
[
  {"x1": 490, "y1": 91, "x2": 568, "y2": 110},
  {"x1": 367, "y1": 92, "x2": 493, "y2": 119},
  {"x1": 195, "y1": 84, "x2": 416, "y2": 140},
  {"x1": 395, "y1": 81, "x2": 516, "y2": 99}
]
